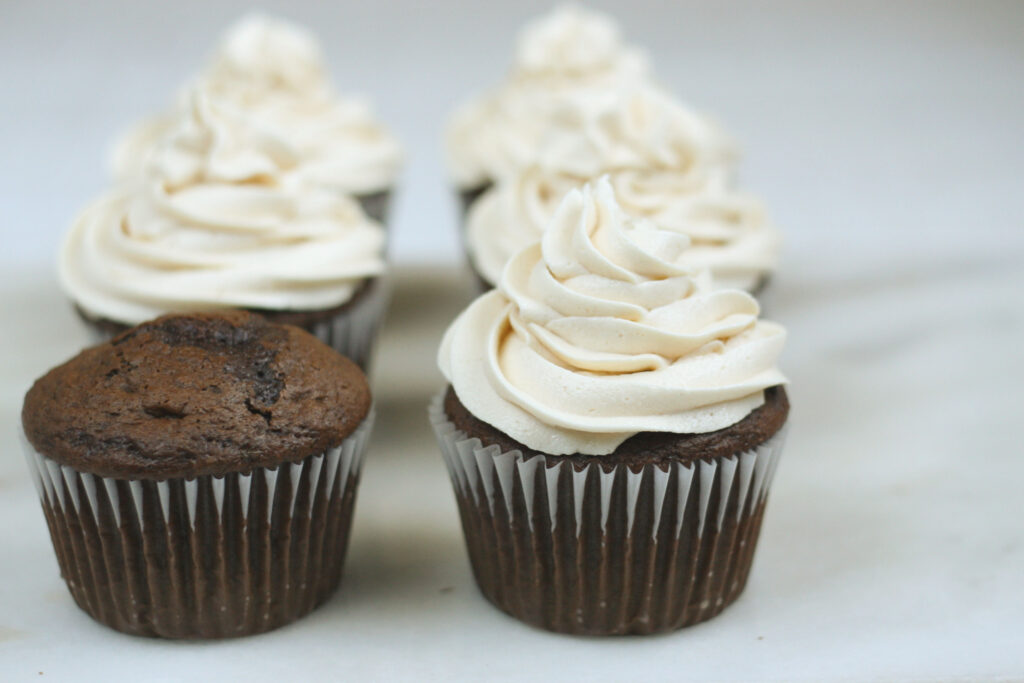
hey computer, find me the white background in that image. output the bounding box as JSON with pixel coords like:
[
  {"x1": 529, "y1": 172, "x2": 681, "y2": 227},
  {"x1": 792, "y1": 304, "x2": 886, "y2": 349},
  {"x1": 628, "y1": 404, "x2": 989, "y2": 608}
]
[{"x1": 1, "y1": 1, "x2": 1023, "y2": 681}]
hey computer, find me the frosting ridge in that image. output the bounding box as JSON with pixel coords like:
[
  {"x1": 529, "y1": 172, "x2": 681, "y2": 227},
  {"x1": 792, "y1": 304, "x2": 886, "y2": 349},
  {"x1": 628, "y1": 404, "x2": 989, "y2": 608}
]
[{"x1": 467, "y1": 163, "x2": 778, "y2": 291}]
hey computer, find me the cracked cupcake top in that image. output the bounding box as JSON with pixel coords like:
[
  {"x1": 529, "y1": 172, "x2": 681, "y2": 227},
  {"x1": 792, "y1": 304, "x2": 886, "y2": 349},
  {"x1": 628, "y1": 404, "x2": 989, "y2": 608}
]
[{"x1": 22, "y1": 311, "x2": 370, "y2": 479}]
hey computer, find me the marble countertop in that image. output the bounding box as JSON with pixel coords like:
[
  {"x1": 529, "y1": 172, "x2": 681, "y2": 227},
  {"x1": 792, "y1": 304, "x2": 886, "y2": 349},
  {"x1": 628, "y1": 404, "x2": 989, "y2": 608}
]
[
  {"x1": 1, "y1": 262, "x2": 1022, "y2": 682},
  {"x1": 1, "y1": 1, "x2": 1022, "y2": 681}
]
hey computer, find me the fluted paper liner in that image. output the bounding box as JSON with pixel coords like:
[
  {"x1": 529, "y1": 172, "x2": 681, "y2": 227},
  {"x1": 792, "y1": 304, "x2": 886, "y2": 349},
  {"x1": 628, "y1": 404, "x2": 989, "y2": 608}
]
[
  {"x1": 22, "y1": 411, "x2": 374, "y2": 639},
  {"x1": 305, "y1": 277, "x2": 389, "y2": 372},
  {"x1": 81, "y1": 279, "x2": 388, "y2": 373},
  {"x1": 429, "y1": 394, "x2": 787, "y2": 635}
]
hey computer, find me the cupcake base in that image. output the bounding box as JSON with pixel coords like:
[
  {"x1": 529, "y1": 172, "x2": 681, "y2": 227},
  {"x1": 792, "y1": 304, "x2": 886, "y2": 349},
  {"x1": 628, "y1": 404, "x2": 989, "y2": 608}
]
[
  {"x1": 458, "y1": 182, "x2": 493, "y2": 220},
  {"x1": 74, "y1": 277, "x2": 388, "y2": 371},
  {"x1": 430, "y1": 387, "x2": 788, "y2": 635},
  {"x1": 23, "y1": 413, "x2": 374, "y2": 639},
  {"x1": 355, "y1": 189, "x2": 392, "y2": 226}
]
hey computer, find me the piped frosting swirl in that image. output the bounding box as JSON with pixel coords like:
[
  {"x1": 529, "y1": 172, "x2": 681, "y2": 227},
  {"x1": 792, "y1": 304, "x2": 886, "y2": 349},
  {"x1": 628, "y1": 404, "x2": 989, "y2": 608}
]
[
  {"x1": 61, "y1": 90, "x2": 385, "y2": 325},
  {"x1": 445, "y1": 5, "x2": 653, "y2": 188},
  {"x1": 467, "y1": 163, "x2": 779, "y2": 291},
  {"x1": 112, "y1": 14, "x2": 401, "y2": 195},
  {"x1": 440, "y1": 178, "x2": 786, "y2": 456}
]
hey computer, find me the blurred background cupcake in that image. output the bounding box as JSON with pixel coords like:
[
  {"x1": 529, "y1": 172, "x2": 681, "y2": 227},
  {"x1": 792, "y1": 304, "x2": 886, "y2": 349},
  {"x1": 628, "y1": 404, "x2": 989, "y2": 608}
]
[
  {"x1": 447, "y1": 7, "x2": 780, "y2": 301},
  {"x1": 111, "y1": 14, "x2": 403, "y2": 225},
  {"x1": 60, "y1": 85, "x2": 388, "y2": 369},
  {"x1": 432, "y1": 179, "x2": 788, "y2": 635},
  {"x1": 444, "y1": 4, "x2": 654, "y2": 216}
]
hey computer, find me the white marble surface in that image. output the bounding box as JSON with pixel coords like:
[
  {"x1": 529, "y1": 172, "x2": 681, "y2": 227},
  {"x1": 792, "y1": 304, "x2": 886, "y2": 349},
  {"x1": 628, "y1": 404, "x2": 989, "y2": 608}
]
[{"x1": 1, "y1": 1, "x2": 1023, "y2": 681}]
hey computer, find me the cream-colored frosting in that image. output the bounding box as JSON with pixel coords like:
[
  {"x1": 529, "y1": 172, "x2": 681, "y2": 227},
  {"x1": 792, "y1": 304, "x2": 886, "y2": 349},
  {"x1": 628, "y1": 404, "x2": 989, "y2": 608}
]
[
  {"x1": 467, "y1": 165, "x2": 779, "y2": 291},
  {"x1": 439, "y1": 178, "x2": 786, "y2": 456},
  {"x1": 61, "y1": 92, "x2": 386, "y2": 325},
  {"x1": 445, "y1": 5, "x2": 652, "y2": 188},
  {"x1": 513, "y1": 4, "x2": 650, "y2": 81},
  {"x1": 533, "y1": 85, "x2": 736, "y2": 179},
  {"x1": 112, "y1": 14, "x2": 401, "y2": 195}
]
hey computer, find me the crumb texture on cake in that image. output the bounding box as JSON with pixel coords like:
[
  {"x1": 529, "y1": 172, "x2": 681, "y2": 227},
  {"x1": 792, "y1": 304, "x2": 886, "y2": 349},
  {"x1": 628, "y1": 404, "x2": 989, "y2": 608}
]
[{"x1": 22, "y1": 311, "x2": 370, "y2": 479}]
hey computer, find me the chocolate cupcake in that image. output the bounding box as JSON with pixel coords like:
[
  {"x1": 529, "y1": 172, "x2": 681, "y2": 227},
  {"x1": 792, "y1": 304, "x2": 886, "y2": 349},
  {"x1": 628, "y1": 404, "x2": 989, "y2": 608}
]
[
  {"x1": 61, "y1": 85, "x2": 388, "y2": 370},
  {"x1": 444, "y1": 6, "x2": 653, "y2": 214},
  {"x1": 21, "y1": 311, "x2": 374, "y2": 638},
  {"x1": 111, "y1": 15, "x2": 402, "y2": 225},
  {"x1": 431, "y1": 180, "x2": 788, "y2": 635}
]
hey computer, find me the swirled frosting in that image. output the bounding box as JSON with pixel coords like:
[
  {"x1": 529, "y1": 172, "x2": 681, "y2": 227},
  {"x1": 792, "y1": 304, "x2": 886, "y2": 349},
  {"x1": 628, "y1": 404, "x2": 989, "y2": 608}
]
[
  {"x1": 112, "y1": 14, "x2": 401, "y2": 195},
  {"x1": 439, "y1": 178, "x2": 786, "y2": 456},
  {"x1": 533, "y1": 85, "x2": 736, "y2": 179},
  {"x1": 61, "y1": 92, "x2": 386, "y2": 325},
  {"x1": 467, "y1": 165, "x2": 779, "y2": 291},
  {"x1": 445, "y1": 5, "x2": 652, "y2": 188}
]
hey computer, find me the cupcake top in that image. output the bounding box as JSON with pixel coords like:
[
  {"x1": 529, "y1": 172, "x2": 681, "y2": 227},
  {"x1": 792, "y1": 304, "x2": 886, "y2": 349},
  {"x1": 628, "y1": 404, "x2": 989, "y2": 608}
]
[
  {"x1": 113, "y1": 14, "x2": 402, "y2": 196},
  {"x1": 22, "y1": 311, "x2": 370, "y2": 479},
  {"x1": 60, "y1": 89, "x2": 386, "y2": 326},
  {"x1": 467, "y1": 165, "x2": 779, "y2": 291},
  {"x1": 445, "y1": 5, "x2": 653, "y2": 188},
  {"x1": 439, "y1": 179, "x2": 787, "y2": 456}
]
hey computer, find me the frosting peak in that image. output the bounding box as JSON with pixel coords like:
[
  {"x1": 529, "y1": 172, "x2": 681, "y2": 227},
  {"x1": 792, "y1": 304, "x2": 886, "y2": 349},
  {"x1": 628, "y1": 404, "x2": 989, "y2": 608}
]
[
  {"x1": 112, "y1": 14, "x2": 401, "y2": 195},
  {"x1": 513, "y1": 5, "x2": 649, "y2": 81},
  {"x1": 537, "y1": 85, "x2": 736, "y2": 178},
  {"x1": 208, "y1": 14, "x2": 326, "y2": 95},
  {"x1": 440, "y1": 179, "x2": 786, "y2": 455},
  {"x1": 533, "y1": 180, "x2": 691, "y2": 285},
  {"x1": 148, "y1": 90, "x2": 298, "y2": 189}
]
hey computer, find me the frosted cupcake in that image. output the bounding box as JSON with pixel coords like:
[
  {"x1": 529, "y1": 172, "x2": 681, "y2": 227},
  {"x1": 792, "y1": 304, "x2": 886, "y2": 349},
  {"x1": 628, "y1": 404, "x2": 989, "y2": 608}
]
[
  {"x1": 113, "y1": 14, "x2": 402, "y2": 224},
  {"x1": 61, "y1": 91, "x2": 387, "y2": 370},
  {"x1": 431, "y1": 179, "x2": 789, "y2": 635},
  {"x1": 445, "y1": 5, "x2": 654, "y2": 213}
]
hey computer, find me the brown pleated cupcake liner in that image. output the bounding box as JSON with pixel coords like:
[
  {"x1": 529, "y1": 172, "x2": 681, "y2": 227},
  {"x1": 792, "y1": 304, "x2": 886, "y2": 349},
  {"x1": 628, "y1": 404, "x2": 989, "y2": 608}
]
[
  {"x1": 355, "y1": 189, "x2": 392, "y2": 227},
  {"x1": 429, "y1": 394, "x2": 787, "y2": 636},
  {"x1": 458, "y1": 182, "x2": 493, "y2": 221},
  {"x1": 304, "y1": 276, "x2": 390, "y2": 372},
  {"x1": 77, "y1": 278, "x2": 389, "y2": 373},
  {"x1": 21, "y1": 411, "x2": 374, "y2": 639}
]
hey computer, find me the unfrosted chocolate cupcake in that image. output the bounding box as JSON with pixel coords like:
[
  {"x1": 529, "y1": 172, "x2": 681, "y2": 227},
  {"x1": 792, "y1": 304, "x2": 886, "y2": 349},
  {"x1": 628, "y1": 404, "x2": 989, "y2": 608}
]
[
  {"x1": 431, "y1": 181, "x2": 789, "y2": 635},
  {"x1": 21, "y1": 311, "x2": 374, "y2": 638}
]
